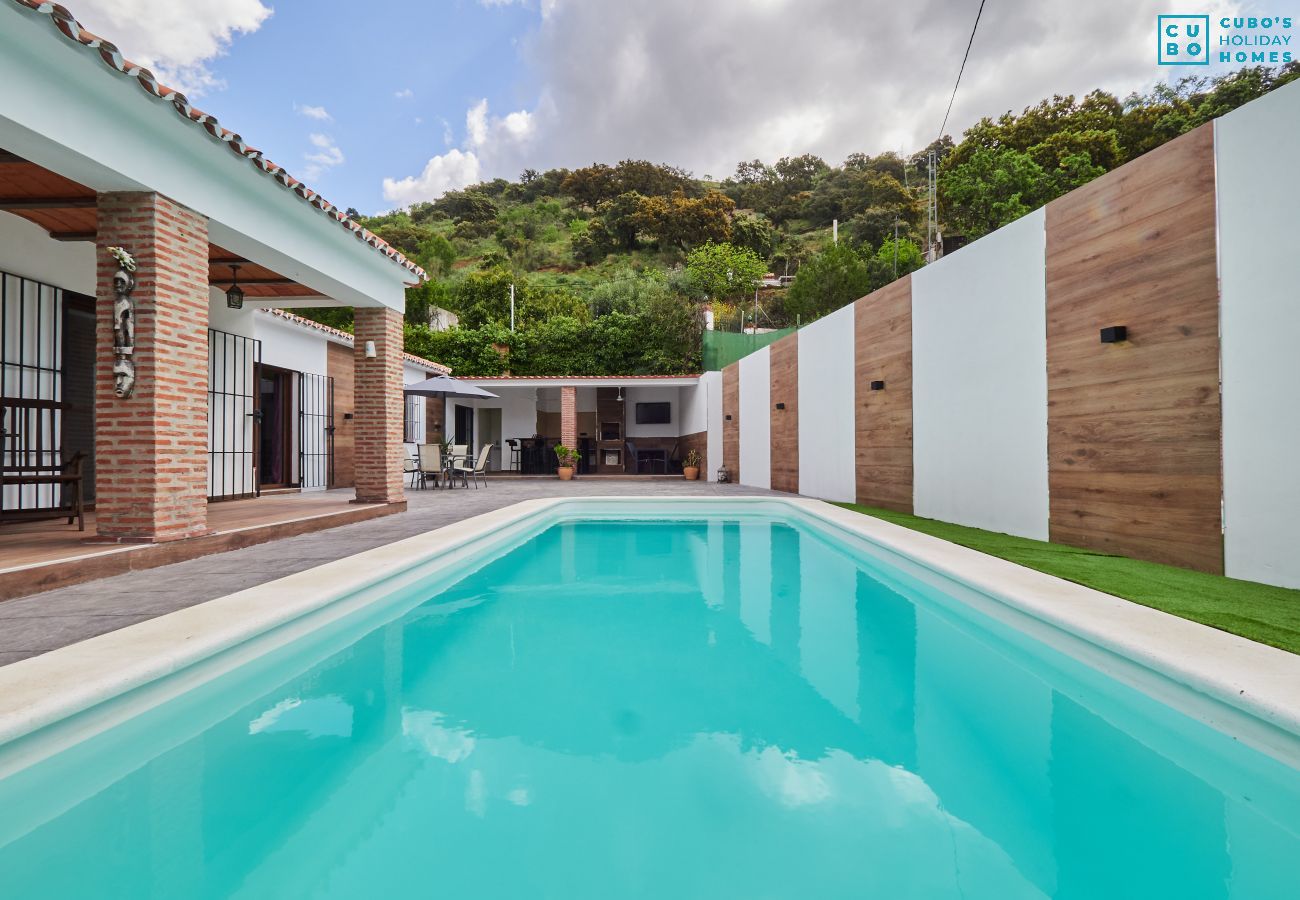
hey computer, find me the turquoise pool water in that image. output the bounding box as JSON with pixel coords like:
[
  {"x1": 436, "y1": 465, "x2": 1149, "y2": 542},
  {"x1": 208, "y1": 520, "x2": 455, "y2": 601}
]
[{"x1": 1, "y1": 514, "x2": 1298, "y2": 898}]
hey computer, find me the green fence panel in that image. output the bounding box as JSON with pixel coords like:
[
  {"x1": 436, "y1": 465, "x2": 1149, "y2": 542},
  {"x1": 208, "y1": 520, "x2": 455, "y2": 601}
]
[{"x1": 702, "y1": 328, "x2": 798, "y2": 371}]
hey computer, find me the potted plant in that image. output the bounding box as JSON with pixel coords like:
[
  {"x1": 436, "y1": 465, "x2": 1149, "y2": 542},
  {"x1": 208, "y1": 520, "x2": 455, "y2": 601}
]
[
  {"x1": 555, "y1": 445, "x2": 579, "y2": 481},
  {"x1": 682, "y1": 448, "x2": 701, "y2": 481}
]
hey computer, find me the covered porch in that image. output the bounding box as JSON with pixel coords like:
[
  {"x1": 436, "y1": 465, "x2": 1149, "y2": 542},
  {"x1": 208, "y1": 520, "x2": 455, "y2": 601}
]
[
  {"x1": 1, "y1": 1, "x2": 424, "y2": 556},
  {"x1": 443, "y1": 376, "x2": 708, "y2": 476}
]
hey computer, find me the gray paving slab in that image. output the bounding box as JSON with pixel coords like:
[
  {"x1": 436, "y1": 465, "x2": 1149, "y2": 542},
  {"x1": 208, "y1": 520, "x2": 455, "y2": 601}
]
[
  {"x1": 0, "y1": 613, "x2": 157, "y2": 652},
  {"x1": 0, "y1": 480, "x2": 777, "y2": 664}
]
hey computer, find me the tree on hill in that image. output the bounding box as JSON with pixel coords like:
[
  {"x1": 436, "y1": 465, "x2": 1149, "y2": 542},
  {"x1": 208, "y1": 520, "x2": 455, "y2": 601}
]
[
  {"x1": 730, "y1": 213, "x2": 776, "y2": 259},
  {"x1": 865, "y1": 238, "x2": 924, "y2": 289},
  {"x1": 634, "y1": 189, "x2": 735, "y2": 251},
  {"x1": 684, "y1": 241, "x2": 765, "y2": 302},
  {"x1": 784, "y1": 241, "x2": 872, "y2": 321},
  {"x1": 452, "y1": 267, "x2": 589, "y2": 329}
]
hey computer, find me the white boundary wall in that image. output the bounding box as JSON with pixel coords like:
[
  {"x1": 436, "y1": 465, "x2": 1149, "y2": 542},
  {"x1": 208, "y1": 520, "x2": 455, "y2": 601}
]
[
  {"x1": 680, "y1": 379, "x2": 708, "y2": 437},
  {"x1": 797, "y1": 303, "x2": 856, "y2": 502},
  {"x1": 702, "y1": 371, "x2": 723, "y2": 482},
  {"x1": 1218, "y1": 86, "x2": 1300, "y2": 589},
  {"x1": 738, "y1": 346, "x2": 771, "y2": 490},
  {"x1": 910, "y1": 208, "x2": 1050, "y2": 540}
]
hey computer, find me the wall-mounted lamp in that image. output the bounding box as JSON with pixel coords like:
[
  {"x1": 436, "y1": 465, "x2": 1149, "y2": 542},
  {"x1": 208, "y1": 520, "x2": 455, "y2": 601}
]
[
  {"x1": 1100, "y1": 325, "x2": 1127, "y2": 343},
  {"x1": 225, "y1": 264, "x2": 245, "y2": 310},
  {"x1": 725, "y1": 414, "x2": 732, "y2": 421},
  {"x1": 364, "y1": 340, "x2": 377, "y2": 358},
  {"x1": 775, "y1": 402, "x2": 786, "y2": 410},
  {"x1": 870, "y1": 380, "x2": 885, "y2": 391}
]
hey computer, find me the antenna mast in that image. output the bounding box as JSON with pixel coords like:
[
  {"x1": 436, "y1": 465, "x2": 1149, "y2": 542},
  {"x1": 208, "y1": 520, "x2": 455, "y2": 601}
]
[{"x1": 925, "y1": 149, "x2": 939, "y2": 263}]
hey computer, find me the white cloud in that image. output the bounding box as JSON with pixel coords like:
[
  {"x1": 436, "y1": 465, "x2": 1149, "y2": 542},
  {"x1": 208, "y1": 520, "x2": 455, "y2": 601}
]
[
  {"x1": 395, "y1": 88, "x2": 415, "y2": 99},
  {"x1": 393, "y1": 0, "x2": 1255, "y2": 191},
  {"x1": 61, "y1": 0, "x2": 272, "y2": 96},
  {"x1": 296, "y1": 104, "x2": 332, "y2": 121},
  {"x1": 383, "y1": 99, "x2": 536, "y2": 204},
  {"x1": 303, "y1": 133, "x2": 345, "y2": 180},
  {"x1": 382, "y1": 148, "x2": 483, "y2": 205},
  {"x1": 466, "y1": 99, "x2": 490, "y2": 147}
]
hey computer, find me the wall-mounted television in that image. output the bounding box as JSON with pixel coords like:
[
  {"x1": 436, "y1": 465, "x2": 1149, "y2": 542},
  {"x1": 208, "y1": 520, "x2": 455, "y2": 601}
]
[{"x1": 635, "y1": 401, "x2": 671, "y2": 425}]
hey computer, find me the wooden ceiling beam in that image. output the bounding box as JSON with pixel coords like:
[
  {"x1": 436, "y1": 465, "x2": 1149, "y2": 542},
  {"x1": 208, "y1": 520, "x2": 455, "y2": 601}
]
[
  {"x1": 48, "y1": 231, "x2": 96, "y2": 242},
  {"x1": 0, "y1": 196, "x2": 97, "y2": 210},
  {"x1": 0, "y1": 151, "x2": 26, "y2": 164}
]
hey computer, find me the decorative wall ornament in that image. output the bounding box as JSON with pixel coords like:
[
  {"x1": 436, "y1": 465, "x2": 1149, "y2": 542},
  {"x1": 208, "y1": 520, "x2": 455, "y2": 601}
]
[{"x1": 107, "y1": 246, "x2": 137, "y2": 398}]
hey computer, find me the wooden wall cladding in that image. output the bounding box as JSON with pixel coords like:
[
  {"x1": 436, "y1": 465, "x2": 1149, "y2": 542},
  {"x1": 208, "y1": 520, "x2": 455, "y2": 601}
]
[
  {"x1": 722, "y1": 363, "x2": 740, "y2": 482},
  {"x1": 769, "y1": 334, "x2": 799, "y2": 493},
  {"x1": 854, "y1": 276, "x2": 914, "y2": 512},
  {"x1": 425, "y1": 395, "x2": 444, "y2": 442},
  {"x1": 679, "y1": 430, "x2": 707, "y2": 474},
  {"x1": 326, "y1": 342, "x2": 355, "y2": 489},
  {"x1": 1044, "y1": 124, "x2": 1222, "y2": 573}
]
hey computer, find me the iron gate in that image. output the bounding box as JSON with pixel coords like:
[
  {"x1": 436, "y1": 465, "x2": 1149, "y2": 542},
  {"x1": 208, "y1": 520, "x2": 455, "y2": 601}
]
[
  {"x1": 207, "y1": 328, "x2": 261, "y2": 499},
  {"x1": 1, "y1": 271, "x2": 63, "y2": 513},
  {"x1": 298, "y1": 371, "x2": 334, "y2": 489}
]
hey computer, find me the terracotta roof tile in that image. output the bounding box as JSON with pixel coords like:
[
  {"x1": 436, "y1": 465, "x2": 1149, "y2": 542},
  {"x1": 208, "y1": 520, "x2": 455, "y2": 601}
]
[{"x1": 9, "y1": 0, "x2": 427, "y2": 283}]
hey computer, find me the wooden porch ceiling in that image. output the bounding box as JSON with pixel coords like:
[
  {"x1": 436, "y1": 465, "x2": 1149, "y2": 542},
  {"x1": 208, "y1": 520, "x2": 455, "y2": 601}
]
[{"x1": 0, "y1": 149, "x2": 322, "y2": 298}]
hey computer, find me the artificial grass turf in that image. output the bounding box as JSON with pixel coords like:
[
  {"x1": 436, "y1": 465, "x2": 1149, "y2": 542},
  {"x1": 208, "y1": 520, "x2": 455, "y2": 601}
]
[{"x1": 833, "y1": 503, "x2": 1300, "y2": 656}]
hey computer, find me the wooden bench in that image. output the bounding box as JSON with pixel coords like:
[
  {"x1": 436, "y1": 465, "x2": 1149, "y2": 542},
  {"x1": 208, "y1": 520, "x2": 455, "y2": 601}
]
[{"x1": 1, "y1": 398, "x2": 85, "y2": 531}]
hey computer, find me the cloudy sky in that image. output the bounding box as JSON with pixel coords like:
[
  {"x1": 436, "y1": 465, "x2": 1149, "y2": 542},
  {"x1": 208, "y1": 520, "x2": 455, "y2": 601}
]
[{"x1": 64, "y1": 0, "x2": 1289, "y2": 213}]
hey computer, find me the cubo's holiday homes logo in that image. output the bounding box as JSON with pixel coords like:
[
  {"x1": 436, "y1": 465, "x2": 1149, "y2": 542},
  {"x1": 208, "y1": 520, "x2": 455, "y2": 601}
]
[
  {"x1": 1159, "y1": 15, "x2": 1210, "y2": 64},
  {"x1": 1158, "y1": 14, "x2": 1295, "y2": 66}
]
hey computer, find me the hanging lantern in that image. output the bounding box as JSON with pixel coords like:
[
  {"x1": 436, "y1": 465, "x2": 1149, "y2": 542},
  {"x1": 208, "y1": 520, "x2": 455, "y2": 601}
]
[{"x1": 226, "y1": 263, "x2": 245, "y2": 310}]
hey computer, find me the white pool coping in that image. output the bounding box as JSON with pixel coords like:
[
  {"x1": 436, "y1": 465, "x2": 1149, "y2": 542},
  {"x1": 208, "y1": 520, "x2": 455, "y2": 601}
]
[{"x1": 1, "y1": 496, "x2": 1298, "y2": 770}]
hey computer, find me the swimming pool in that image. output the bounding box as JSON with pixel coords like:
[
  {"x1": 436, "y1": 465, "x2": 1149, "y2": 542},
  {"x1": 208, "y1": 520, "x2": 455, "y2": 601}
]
[{"x1": 0, "y1": 498, "x2": 1297, "y2": 897}]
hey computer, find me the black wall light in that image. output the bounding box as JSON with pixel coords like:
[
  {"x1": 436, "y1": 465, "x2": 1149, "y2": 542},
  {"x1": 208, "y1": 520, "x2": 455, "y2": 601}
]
[
  {"x1": 1100, "y1": 325, "x2": 1127, "y2": 343},
  {"x1": 870, "y1": 380, "x2": 886, "y2": 391},
  {"x1": 725, "y1": 414, "x2": 732, "y2": 421},
  {"x1": 775, "y1": 402, "x2": 786, "y2": 410}
]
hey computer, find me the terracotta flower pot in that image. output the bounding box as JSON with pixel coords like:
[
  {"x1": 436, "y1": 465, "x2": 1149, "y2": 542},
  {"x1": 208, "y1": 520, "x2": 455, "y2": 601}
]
[
  {"x1": 558, "y1": 466, "x2": 575, "y2": 481},
  {"x1": 683, "y1": 466, "x2": 700, "y2": 481}
]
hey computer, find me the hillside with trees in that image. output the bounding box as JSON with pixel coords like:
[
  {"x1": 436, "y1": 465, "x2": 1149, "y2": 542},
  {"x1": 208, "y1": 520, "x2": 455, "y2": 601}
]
[{"x1": 303, "y1": 64, "x2": 1298, "y2": 376}]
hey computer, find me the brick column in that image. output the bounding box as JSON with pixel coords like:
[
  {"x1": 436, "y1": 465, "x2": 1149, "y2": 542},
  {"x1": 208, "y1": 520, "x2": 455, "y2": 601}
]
[
  {"x1": 353, "y1": 306, "x2": 405, "y2": 503},
  {"x1": 560, "y1": 385, "x2": 577, "y2": 451},
  {"x1": 94, "y1": 192, "x2": 210, "y2": 542}
]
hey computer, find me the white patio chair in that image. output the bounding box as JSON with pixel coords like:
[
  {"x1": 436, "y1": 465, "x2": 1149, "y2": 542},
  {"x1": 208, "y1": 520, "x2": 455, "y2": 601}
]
[
  {"x1": 454, "y1": 444, "x2": 494, "y2": 489},
  {"x1": 417, "y1": 443, "x2": 443, "y2": 489}
]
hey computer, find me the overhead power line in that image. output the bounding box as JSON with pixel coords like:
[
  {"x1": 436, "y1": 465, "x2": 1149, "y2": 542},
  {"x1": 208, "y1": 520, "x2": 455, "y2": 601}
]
[{"x1": 938, "y1": 0, "x2": 988, "y2": 141}]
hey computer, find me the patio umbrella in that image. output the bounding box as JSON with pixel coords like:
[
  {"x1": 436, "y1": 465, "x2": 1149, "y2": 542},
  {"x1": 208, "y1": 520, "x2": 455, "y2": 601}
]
[{"x1": 402, "y1": 374, "x2": 498, "y2": 400}]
